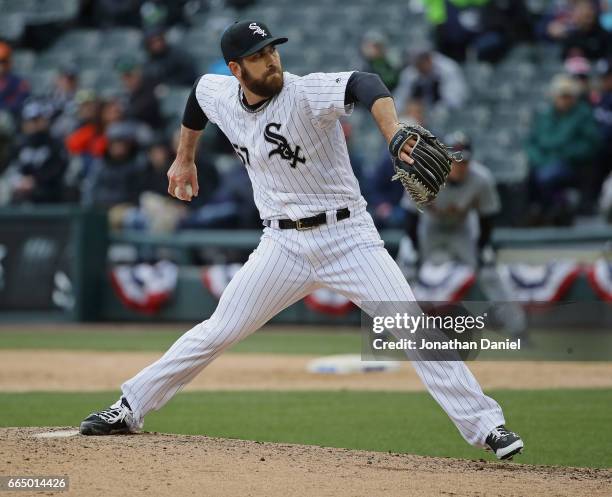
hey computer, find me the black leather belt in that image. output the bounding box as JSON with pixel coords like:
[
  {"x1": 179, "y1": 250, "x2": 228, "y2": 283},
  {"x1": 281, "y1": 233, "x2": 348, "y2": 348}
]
[{"x1": 264, "y1": 207, "x2": 350, "y2": 230}]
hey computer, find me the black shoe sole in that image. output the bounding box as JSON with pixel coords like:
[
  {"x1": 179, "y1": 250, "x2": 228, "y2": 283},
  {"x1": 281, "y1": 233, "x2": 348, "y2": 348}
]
[
  {"x1": 499, "y1": 446, "x2": 523, "y2": 461},
  {"x1": 79, "y1": 421, "x2": 131, "y2": 436}
]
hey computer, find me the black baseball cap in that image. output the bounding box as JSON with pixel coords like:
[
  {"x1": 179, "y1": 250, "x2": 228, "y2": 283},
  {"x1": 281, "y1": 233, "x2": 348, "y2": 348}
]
[{"x1": 220, "y1": 20, "x2": 287, "y2": 64}]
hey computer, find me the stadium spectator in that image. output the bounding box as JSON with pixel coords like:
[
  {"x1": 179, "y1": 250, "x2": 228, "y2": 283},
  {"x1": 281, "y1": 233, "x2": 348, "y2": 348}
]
[
  {"x1": 340, "y1": 119, "x2": 365, "y2": 187},
  {"x1": 8, "y1": 100, "x2": 68, "y2": 204},
  {"x1": 602, "y1": 0, "x2": 612, "y2": 31},
  {"x1": 525, "y1": 74, "x2": 602, "y2": 224},
  {"x1": 539, "y1": 0, "x2": 576, "y2": 41},
  {"x1": 394, "y1": 47, "x2": 468, "y2": 112},
  {"x1": 65, "y1": 90, "x2": 106, "y2": 159},
  {"x1": 225, "y1": 0, "x2": 258, "y2": 9},
  {"x1": 421, "y1": 0, "x2": 530, "y2": 62},
  {"x1": 564, "y1": 55, "x2": 594, "y2": 102},
  {"x1": 92, "y1": 0, "x2": 141, "y2": 27},
  {"x1": 174, "y1": 130, "x2": 221, "y2": 211},
  {"x1": 365, "y1": 150, "x2": 406, "y2": 230},
  {"x1": 140, "y1": 135, "x2": 173, "y2": 197},
  {"x1": 0, "y1": 42, "x2": 30, "y2": 119},
  {"x1": 48, "y1": 63, "x2": 80, "y2": 138},
  {"x1": 400, "y1": 98, "x2": 428, "y2": 127},
  {"x1": 143, "y1": 27, "x2": 198, "y2": 86},
  {"x1": 0, "y1": 110, "x2": 14, "y2": 175},
  {"x1": 594, "y1": 58, "x2": 612, "y2": 192},
  {"x1": 48, "y1": 62, "x2": 79, "y2": 118},
  {"x1": 119, "y1": 135, "x2": 188, "y2": 232},
  {"x1": 360, "y1": 31, "x2": 400, "y2": 91},
  {"x1": 562, "y1": 0, "x2": 612, "y2": 62},
  {"x1": 100, "y1": 94, "x2": 126, "y2": 130},
  {"x1": 140, "y1": 0, "x2": 197, "y2": 29},
  {"x1": 364, "y1": 99, "x2": 426, "y2": 230},
  {"x1": 64, "y1": 91, "x2": 130, "y2": 195},
  {"x1": 82, "y1": 122, "x2": 146, "y2": 230},
  {"x1": 117, "y1": 57, "x2": 165, "y2": 130},
  {"x1": 179, "y1": 160, "x2": 258, "y2": 230}
]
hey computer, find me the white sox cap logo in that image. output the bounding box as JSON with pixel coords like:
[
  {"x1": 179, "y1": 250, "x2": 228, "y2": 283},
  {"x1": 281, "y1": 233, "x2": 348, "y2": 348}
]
[{"x1": 249, "y1": 23, "x2": 267, "y2": 37}]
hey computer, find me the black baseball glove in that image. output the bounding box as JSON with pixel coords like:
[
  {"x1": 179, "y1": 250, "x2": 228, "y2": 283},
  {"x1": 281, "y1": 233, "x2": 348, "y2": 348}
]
[{"x1": 388, "y1": 124, "x2": 461, "y2": 207}]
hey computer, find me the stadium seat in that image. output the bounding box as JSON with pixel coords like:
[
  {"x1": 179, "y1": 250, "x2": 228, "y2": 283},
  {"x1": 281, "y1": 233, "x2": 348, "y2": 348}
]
[
  {"x1": 25, "y1": 69, "x2": 57, "y2": 94},
  {"x1": 159, "y1": 86, "x2": 191, "y2": 120},
  {"x1": 51, "y1": 29, "x2": 102, "y2": 53},
  {"x1": 26, "y1": 0, "x2": 79, "y2": 23},
  {"x1": 0, "y1": 0, "x2": 37, "y2": 13},
  {"x1": 0, "y1": 13, "x2": 25, "y2": 42},
  {"x1": 11, "y1": 50, "x2": 36, "y2": 74},
  {"x1": 103, "y1": 29, "x2": 143, "y2": 52}
]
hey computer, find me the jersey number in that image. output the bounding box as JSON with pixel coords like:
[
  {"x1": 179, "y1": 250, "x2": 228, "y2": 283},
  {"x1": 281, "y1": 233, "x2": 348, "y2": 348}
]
[{"x1": 231, "y1": 143, "x2": 250, "y2": 166}]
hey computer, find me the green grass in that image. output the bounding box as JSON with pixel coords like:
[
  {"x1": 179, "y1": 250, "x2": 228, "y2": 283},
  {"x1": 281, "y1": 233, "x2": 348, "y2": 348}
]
[
  {"x1": 1, "y1": 328, "x2": 610, "y2": 360},
  {"x1": 0, "y1": 329, "x2": 361, "y2": 355},
  {"x1": 1, "y1": 389, "x2": 610, "y2": 468}
]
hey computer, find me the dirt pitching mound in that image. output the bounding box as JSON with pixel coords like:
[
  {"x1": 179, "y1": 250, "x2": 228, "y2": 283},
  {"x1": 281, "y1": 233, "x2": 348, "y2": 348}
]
[{"x1": 1, "y1": 428, "x2": 611, "y2": 497}]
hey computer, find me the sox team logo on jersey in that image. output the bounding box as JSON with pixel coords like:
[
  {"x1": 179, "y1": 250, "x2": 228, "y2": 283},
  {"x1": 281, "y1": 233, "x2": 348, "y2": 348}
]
[
  {"x1": 194, "y1": 71, "x2": 365, "y2": 219},
  {"x1": 249, "y1": 23, "x2": 266, "y2": 37},
  {"x1": 264, "y1": 122, "x2": 306, "y2": 168}
]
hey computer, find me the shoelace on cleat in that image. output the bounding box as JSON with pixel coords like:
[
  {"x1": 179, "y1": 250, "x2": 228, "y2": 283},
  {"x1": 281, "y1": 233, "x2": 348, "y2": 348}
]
[
  {"x1": 489, "y1": 427, "x2": 514, "y2": 441},
  {"x1": 97, "y1": 405, "x2": 129, "y2": 424}
]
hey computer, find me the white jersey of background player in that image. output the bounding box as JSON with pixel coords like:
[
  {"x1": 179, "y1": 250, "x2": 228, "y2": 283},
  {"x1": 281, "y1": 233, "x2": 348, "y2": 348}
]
[
  {"x1": 397, "y1": 132, "x2": 527, "y2": 337},
  {"x1": 79, "y1": 20, "x2": 523, "y2": 461}
]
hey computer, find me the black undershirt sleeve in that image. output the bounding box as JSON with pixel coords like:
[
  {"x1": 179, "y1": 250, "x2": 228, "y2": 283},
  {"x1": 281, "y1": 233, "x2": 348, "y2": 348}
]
[
  {"x1": 182, "y1": 76, "x2": 209, "y2": 131},
  {"x1": 478, "y1": 214, "x2": 495, "y2": 249},
  {"x1": 344, "y1": 71, "x2": 392, "y2": 110},
  {"x1": 404, "y1": 210, "x2": 420, "y2": 249}
]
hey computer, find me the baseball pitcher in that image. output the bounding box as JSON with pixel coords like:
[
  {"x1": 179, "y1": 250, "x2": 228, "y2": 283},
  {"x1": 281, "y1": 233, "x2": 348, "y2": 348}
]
[{"x1": 80, "y1": 21, "x2": 523, "y2": 460}]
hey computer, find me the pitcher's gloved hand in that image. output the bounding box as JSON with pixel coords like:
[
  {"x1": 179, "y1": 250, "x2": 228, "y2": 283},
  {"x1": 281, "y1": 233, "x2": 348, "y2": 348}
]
[{"x1": 389, "y1": 124, "x2": 461, "y2": 207}]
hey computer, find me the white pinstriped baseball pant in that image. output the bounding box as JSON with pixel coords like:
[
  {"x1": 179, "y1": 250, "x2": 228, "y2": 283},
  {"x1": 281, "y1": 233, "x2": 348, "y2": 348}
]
[{"x1": 121, "y1": 204, "x2": 505, "y2": 446}]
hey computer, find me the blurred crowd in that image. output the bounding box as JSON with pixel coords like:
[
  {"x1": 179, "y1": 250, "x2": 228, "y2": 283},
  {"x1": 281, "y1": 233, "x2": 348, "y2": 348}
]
[{"x1": 0, "y1": 0, "x2": 611, "y2": 232}]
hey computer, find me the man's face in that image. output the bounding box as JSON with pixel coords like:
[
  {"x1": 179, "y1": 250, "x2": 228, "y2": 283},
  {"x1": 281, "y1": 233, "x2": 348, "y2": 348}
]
[
  {"x1": 108, "y1": 140, "x2": 131, "y2": 160},
  {"x1": 602, "y1": 73, "x2": 612, "y2": 92},
  {"x1": 22, "y1": 117, "x2": 48, "y2": 135},
  {"x1": 78, "y1": 100, "x2": 98, "y2": 122},
  {"x1": 147, "y1": 35, "x2": 166, "y2": 55},
  {"x1": 101, "y1": 99, "x2": 123, "y2": 125},
  {"x1": 554, "y1": 92, "x2": 577, "y2": 113},
  {"x1": 401, "y1": 99, "x2": 425, "y2": 124},
  {"x1": 448, "y1": 160, "x2": 469, "y2": 184},
  {"x1": 56, "y1": 74, "x2": 77, "y2": 93},
  {"x1": 148, "y1": 144, "x2": 170, "y2": 170},
  {"x1": 573, "y1": 1, "x2": 596, "y2": 30},
  {"x1": 361, "y1": 40, "x2": 384, "y2": 60},
  {"x1": 416, "y1": 54, "x2": 433, "y2": 75},
  {"x1": 235, "y1": 44, "x2": 284, "y2": 98},
  {"x1": 121, "y1": 70, "x2": 142, "y2": 92}
]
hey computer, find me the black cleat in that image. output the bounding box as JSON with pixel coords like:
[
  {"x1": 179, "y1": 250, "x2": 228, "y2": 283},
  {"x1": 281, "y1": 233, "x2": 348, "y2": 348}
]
[
  {"x1": 485, "y1": 425, "x2": 524, "y2": 460},
  {"x1": 80, "y1": 397, "x2": 135, "y2": 436}
]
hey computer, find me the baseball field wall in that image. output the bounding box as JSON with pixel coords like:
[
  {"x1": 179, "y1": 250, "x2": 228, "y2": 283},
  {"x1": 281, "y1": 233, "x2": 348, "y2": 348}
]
[{"x1": 0, "y1": 206, "x2": 610, "y2": 323}]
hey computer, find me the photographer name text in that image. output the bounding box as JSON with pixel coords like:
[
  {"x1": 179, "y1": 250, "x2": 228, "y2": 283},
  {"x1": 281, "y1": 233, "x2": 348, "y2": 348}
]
[{"x1": 372, "y1": 338, "x2": 521, "y2": 351}]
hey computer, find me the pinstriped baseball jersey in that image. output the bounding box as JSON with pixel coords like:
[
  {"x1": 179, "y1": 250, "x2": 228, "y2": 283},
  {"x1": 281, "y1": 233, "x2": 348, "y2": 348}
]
[{"x1": 195, "y1": 71, "x2": 367, "y2": 220}]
